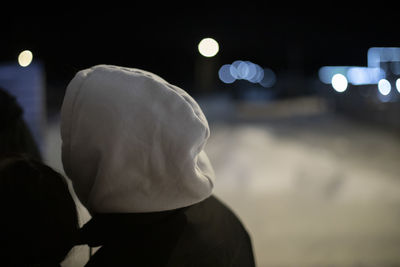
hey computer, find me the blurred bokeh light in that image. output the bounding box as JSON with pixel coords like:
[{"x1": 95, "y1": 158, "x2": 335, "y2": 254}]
[
  {"x1": 198, "y1": 37, "x2": 219, "y2": 57},
  {"x1": 18, "y1": 50, "x2": 33, "y2": 67}
]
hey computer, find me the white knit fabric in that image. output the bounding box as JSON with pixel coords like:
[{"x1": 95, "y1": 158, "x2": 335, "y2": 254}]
[{"x1": 60, "y1": 65, "x2": 214, "y2": 213}]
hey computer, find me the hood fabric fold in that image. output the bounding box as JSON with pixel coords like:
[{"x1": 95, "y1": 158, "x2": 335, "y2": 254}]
[{"x1": 61, "y1": 65, "x2": 214, "y2": 213}]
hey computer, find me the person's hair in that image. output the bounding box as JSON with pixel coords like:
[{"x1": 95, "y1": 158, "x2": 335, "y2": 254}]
[
  {"x1": 0, "y1": 87, "x2": 41, "y2": 160},
  {"x1": 0, "y1": 154, "x2": 79, "y2": 266}
]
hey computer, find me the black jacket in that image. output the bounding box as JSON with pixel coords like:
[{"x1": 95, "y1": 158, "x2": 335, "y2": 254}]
[{"x1": 79, "y1": 195, "x2": 256, "y2": 267}]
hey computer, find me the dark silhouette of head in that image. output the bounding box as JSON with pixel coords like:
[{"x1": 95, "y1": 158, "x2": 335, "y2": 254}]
[
  {"x1": 0, "y1": 87, "x2": 41, "y2": 160},
  {"x1": 0, "y1": 154, "x2": 79, "y2": 266}
]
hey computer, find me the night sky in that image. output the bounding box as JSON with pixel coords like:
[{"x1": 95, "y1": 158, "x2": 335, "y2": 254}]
[{"x1": 2, "y1": 5, "x2": 399, "y2": 89}]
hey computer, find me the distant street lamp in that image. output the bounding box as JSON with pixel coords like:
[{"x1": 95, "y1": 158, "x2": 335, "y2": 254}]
[
  {"x1": 18, "y1": 50, "x2": 33, "y2": 67},
  {"x1": 198, "y1": 38, "x2": 219, "y2": 57}
]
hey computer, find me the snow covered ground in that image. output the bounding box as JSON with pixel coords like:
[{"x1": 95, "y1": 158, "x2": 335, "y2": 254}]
[{"x1": 45, "y1": 96, "x2": 400, "y2": 267}]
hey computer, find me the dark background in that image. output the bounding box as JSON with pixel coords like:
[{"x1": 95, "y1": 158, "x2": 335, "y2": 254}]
[{"x1": 1, "y1": 5, "x2": 399, "y2": 92}]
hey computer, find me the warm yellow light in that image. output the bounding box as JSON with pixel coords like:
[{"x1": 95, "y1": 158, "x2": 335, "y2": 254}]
[
  {"x1": 198, "y1": 38, "x2": 219, "y2": 57},
  {"x1": 18, "y1": 50, "x2": 33, "y2": 67}
]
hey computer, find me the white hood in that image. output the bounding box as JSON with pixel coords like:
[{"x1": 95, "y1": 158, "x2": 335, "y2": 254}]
[{"x1": 60, "y1": 65, "x2": 214, "y2": 213}]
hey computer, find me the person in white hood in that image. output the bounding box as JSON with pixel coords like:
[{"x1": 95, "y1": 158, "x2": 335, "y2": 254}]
[{"x1": 61, "y1": 65, "x2": 255, "y2": 266}]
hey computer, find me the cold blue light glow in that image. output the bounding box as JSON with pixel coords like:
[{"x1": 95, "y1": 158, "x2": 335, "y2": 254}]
[
  {"x1": 378, "y1": 79, "x2": 391, "y2": 95},
  {"x1": 259, "y1": 68, "x2": 276, "y2": 88},
  {"x1": 218, "y1": 64, "x2": 236, "y2": 84},
  {"x1": 218, "y1": 60, "x2": 274, "y2": 87},
  {"x1": 318, "y1": 66, "x2": 351, "y2": 84},
  {"x1": 347, "y1": 67, "x2": 385, "y2": 85},
  {"x1": 368, "y1": 47, "x2": 400, "y2": 68}
]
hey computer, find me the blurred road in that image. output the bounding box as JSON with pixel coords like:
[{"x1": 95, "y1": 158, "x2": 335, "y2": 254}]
[
  {"x1": 204, "y1": 97, "x2": 400, "y2": 267},
  {"x1": 45, "y1": 96, "x2": 400, "y2": 267}
]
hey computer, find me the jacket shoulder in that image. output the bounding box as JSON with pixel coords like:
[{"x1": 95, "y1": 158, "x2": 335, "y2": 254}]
[{"x1": 168, "y1": 195, "x2": 255, "y2": 267}]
